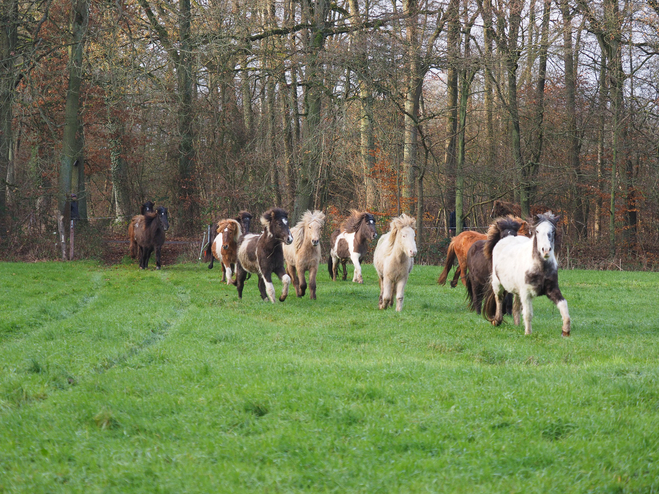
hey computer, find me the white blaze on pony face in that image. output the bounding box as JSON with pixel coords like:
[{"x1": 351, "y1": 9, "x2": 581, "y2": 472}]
[{"x1": 535, "y1": 221, "x2": 556, "y2": 260}]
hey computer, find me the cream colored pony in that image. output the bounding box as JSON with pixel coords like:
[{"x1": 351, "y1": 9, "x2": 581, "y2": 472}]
[
  {"x1": 373, "y1": 214, "x2": 417, "y2": 311},
  {"x1": 283, "y1": 210, "x2": 326, "y2": 300}
]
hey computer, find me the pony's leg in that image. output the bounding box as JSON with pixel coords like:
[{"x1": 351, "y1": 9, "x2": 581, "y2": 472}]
[
  {"x1": 257, "y1": 274, "x2": 272, "y2": 302},
  {"x1": 513, "y1": 294, "x2": 522, "y2": 326},
  {"x1": 350, "y1": 253, "x2": 363, "y2": 283},
  {"x1": 230, "y1": 263, "x2": 237, "y2": 285},
  {"x1": 308, "y1": 266, "x2": 318, "y2": 300},
  {"x1": 298, "y1": 268, "x2": 307, "y2": 297},
  {"x1": 224, "y1": 264, "x2": 233, "y2": 285},
  {"x1": 221, "y1": 262, "x2": 227, "y2": 282},
  {"x1": 547, "y1": 287, "x2": 571, "y2": 337},
  {"x1": 379, "y1": 278, "x2": 393, "y2": 310},
  {"x1": 491, "y1": 279, "x2": 504, "y2": 326},
  {"x1": 155, "y1": 245, "x2": 162, "y2": 270},
  {"x1": 378, "y1": 276, "x2": 383, "y2": 307},
  {"x1": 450, "y1": 266, "x2": 461, "y2": 288},
  {"x1": 521, "y1": 292, "x2": 534, "y2": 335},
  {"x1": 341, "y1": 260, "x2": 348, "y2": 281},
  {"x1": 331, "y1": 253, "x2": 339, "y2": 281},
  {"x1": 394, "y1": 278, "x2": 407, "y2": 312},
  {"x1": 235, "y1": 265, "x2": 248, "y2": 299},
  {"x1": 288, "y1": 265, "x2": 301, "y2": 297},
  {"x1": 273, "y1": 266, "x2": 291, "y2": 302}
]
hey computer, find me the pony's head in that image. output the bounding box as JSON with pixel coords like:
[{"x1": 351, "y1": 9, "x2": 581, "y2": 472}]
[
  {"x1": 531, "y1": 212, "x2": 560, "y2": 260},
  {"x1": 343, "y1": 210, "x2": 377, "y2": 241},
  {"x1": 156, "y1": 206, "x2": 170, "y2": 231},
  {"x1": 141, "y1": 201, "x2": 155, "y2": 215},
  {"x1": 261, "y1": 208, "x2": 293, "y2": 245},
  {"x1": 297, "y1": 210, "x2": 326, "y2": 249},
  {"x1": 390, "y1": 214, "x2": 417, "y2": 258},
  {"x1": 483, "y1": 216, "x2": 522, "y2": 259},
  {"x1": 490, "y1": 200, "x2": 520, "y2": 218},
  {"x1": 217, "y1": 219, "x2": 242, "y2": 250},
  {"x1": 236, "y1": 211, "x2": 252, "y2": 236}
]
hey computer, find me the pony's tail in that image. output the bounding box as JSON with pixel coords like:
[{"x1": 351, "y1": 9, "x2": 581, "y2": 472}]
[
  {"x1": 437, "y1": 243, "x2": 457, "y2": 285},
  {"x1": 328, "y1": 254, "x2": 333, "y2": 280},
  {"x1": 482, "y1": 282, "x2": 497, "y2": 322},
  {"x1": 204, "y1": 224, "x2": 215, "y2": 265}
]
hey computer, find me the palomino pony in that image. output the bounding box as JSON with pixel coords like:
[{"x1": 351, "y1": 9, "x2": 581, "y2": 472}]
[
  {"x1": 206, "y1": 211, "x2": 252, "y2": 269},
  {"x1": 483, "y1": 212, "x2": 570, "y2": 336},
  {"x1": 129, "y1": 206, "x2": 170, "y2": 269},
  {"x1": 373, "y1": 214, "x2": 417, "y2": 311},
  {"x1": 464, "y1": 216, "x2": 521, "y2": 314},
  {"x1": 283, "y1": 210, "x2": 326, "y2": 300},
  {"x1": 210, "y1": 219, "x2": 242, "y2": 285},
  {"x1": 328, "y1": 211, "x2": 377, "y2": 283},
  {"x1": 236, "y1": 208, "x2": 294, "y2": 303}
]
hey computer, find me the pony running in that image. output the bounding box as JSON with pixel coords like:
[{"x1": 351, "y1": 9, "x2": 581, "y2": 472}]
[
  {"x1": 373, "y1": 214, "x2": 417, "y2": 311},
  {"x1": 328, "y1": 210, "x2": 377, "y2": 283},
  {"x1": 128, "y1": 206, "x2": 170, "y2": 269},
  {"x1": 464, "y1": 216, "x2": 521, "y2": 314},
  {"x1": 236, "y1": 208, "x2": 294, "y2": 303},
  {"x1": 483, "y1": 212, "x2": 570, "y2": 336},
  {"x1": 210, "y1": 218, "x2": 242, "y2": 285},
  {"x1": 206, "y1": 211, "x2": 252, "y2": 269},
  {"x1": 437, "y1": 231, "x2": 486, "y2": 287},
  {"x1": 283, "y1": 210, "x2": 326, "y2": 300}
]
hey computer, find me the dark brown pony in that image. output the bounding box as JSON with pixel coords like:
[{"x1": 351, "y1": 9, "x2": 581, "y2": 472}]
[
  {"x1": 490, "y1": 200, "x2": 550, "y2": 219},
  {"x1": 141, "y1": 201, "x2": 155, "y2": 215},
  {"x1": 464, "y1": 217, "x2": 521, "y2": 314},
  {"x1": 328, "y1": 211, "x2": 378, "y2": 283},
  {"x1": 210, "y1": 219, "x2": 242, "y2": 285},
  {"x1": 129, "y1": 206, "x2": 170, "y2": 269},
  {"x1": 129, "y1": 201, "x2": 156, "y2": 258},
  {"x1": 236, "y1": 208, "x2": 294, "y2": 303},
  {"x1": 205, "y1": 211, "x2": 252, "y2": 269}
]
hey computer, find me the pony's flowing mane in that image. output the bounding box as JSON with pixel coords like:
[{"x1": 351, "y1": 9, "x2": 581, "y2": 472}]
[
  {"x1": 292, "y1": 210, "x2": 326, "y2": 251},
  {"x1": 341, "y1": 210, "x2": 373, "y2": 233},
  {"x1": 483, "y1": 216, "x2": 522, "y2": 259},
  {"x1": 381, "y1": 214, "x2": 416, "y2": 256},
  {"x1": 217, "y1": 218, "x2": 242, "y2": 243}
]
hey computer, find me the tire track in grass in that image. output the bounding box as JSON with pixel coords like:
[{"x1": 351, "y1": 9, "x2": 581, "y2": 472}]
[{"x1": 94, "y1": 272, "x2": 191, "y2": 374}]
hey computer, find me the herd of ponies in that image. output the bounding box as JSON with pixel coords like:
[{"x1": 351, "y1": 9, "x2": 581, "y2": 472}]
[{"x1": 127, "y1": 201, "x2": 570, "y2": 337}]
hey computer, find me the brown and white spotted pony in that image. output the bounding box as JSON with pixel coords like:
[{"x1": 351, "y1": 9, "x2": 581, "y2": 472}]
[
  {"x1": 373, "y1": 214, "x2": 417, "y2": 311},
  {"x1": 210, "y1": 219, "x2": 242, "y2": 285},
  {"x1": 128, "y1": 206, "x2": 170, "y2": 270},
  {"x1": 236, "y1": 208, "x2": 294, "y2": 303},
  {"x1": 328, "y1": 211, "x2": 377, "y2": 283},
  {"x1": 483, "y1": 212, "x2": 570, "y2": 337},
  {"x1": 206, "y1": 211, "x2": 252, "y2": 269},
  {"x1": 283, "y1": 210, "x2": 326, "y2": 300}
]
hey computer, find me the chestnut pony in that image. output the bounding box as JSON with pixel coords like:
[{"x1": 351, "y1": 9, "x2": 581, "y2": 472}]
[
  {"x1": 210, "y1": 219, "x2": 242, "y2": 285},
  {"x1": 283, "y1": 210, "x2": 326, "y2": 300}
]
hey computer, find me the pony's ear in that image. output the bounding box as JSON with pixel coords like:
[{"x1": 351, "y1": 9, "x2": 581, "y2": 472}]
[
  {"x1": 260, "y1": 210, "x2": 273, "y2": 227},
  {"x1": 551, "y1": 215, "x2": 561, "y2": 226}
]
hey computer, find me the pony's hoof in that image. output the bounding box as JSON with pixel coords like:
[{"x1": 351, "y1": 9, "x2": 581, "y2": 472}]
[
  {"x1": 279, "y1": 295, "x2": 287, "y2": 302},
  {"x1": 562, "y1": 331, "x2": 571, "y2": 337},
  {"x1": 450, "y1": 281, "x2": 458, "y2": 288}
]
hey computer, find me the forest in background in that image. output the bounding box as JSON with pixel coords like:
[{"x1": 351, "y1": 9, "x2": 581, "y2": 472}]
[{"x1": 1, "y1": 0, "x2": 658, "y2": 267}]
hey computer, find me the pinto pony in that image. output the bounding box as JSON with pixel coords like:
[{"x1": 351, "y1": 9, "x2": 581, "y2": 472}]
[
  {"x1": 373, "y1": 214, "x2": 417, "y2": 311},
  {"x1": 464, "y1": 216, "x2": 521, "y2": 314},
  {"x1": 210, "y1": 219, "x2": 242, "y2": 284},
  {"x1": 483, "y1": 212, "x2": 570, "y2": 336},
  {"x1": 129, "y1": 206, "x2": 170, "y2": 269},
  {"x1": 206, "y1": 211, "x2": 252, "y2": 269},
  {"x1": 283, "y1": 210, "x2": 326, "y2": 300},
  {"x1": 236, "y1": 208, "x2": 294, "y2": 303},
  {"x1": 328, "y1": 211, "x2": 377, "y2": 283}
]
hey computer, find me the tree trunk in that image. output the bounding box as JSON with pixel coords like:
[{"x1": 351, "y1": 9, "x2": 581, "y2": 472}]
[
  {"x1": 443, "y1": 0, "x2": 459, "y2": 233},
  {"x1": 58, "y1": 0, "x2": 89, "y2": 223},
  {"x1": 0, "y1": 0, "x2": 17, "y2": 232}
]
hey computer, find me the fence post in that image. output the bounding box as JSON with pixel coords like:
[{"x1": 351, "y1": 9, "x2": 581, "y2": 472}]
[
  {"x1": 57, "y1": 213, "x2": 67, "y2": 260},
  {"x1": 69, "y1": 220, "x2": 75, "y2": 260}
]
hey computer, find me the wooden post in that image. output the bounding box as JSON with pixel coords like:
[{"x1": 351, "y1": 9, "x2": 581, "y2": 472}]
[
  {"x1": 57, "y1": 213, "x2": 67, "y2": 260},
  {"x1": 69, "y1": 220, "x2": 75, "y2": 260}
]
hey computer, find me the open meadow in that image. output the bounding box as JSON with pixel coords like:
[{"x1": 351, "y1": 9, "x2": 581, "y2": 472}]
[{"x1": 1, "y1": 260, "x2": 658, "y2": 493}]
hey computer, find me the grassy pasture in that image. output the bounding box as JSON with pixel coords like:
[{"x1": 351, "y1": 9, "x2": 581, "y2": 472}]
[{"x1": 1, "y1": 260, "x2": 658, "y2": 493}]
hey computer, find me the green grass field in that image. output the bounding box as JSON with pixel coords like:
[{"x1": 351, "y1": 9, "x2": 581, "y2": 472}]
[{"x1": 1, "y1": 260, "x2": 658, "y2": 493}]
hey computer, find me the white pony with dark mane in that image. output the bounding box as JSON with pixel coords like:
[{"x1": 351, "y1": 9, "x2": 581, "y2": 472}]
[
  {"x1": 283, "y1": 210, "x2": 326, "y2": 300},
  {"x1": 483, "y1": 212, "x2": 571, "y2": 336},
  {"x1": 373, "y1": 214, "x2": 417, "y2": 311}
]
